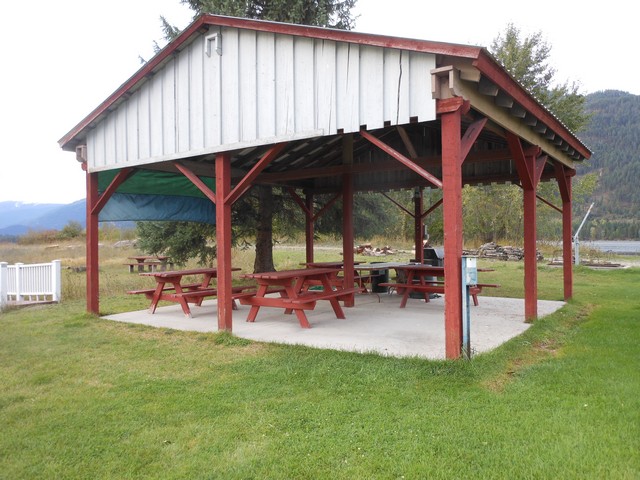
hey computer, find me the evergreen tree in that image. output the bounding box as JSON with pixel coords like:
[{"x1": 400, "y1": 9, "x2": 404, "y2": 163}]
[
  {"x1": 139, "y1": 0, "x2": 358, "y2": 271},
  {"x1": 490, "y1": 23, "x2": 590, "y2": 133}
]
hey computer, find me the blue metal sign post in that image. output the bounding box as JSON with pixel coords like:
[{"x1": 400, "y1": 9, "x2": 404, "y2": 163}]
[{"x1": 461, "y1": 256, "x2": 478, "y2": 359}]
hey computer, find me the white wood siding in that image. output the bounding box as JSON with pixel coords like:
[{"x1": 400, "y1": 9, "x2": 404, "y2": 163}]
[{"x1": 87, "y1": 27, "x2": 436, "y2": 170}]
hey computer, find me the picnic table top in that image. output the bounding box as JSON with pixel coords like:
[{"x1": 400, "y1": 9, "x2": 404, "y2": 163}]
[
  {"x1": 241, "y1": 267, "x2": 340, "y2": 281},
  {"x1": 302, "y1": 261, "x2": 361, "y2": 268},
  {"x1": 128, "y1": 255, "x2": 171, "y2": 262}
]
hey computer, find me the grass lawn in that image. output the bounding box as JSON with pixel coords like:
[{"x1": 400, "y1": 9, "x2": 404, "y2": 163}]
[{"x1": 1, "y1": 252, "x2": 639, "y2": 478}]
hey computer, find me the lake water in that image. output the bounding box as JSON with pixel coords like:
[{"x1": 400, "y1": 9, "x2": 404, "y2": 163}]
[{"x1": 580, "y1": 240, "x2": 640, "y2": 255}]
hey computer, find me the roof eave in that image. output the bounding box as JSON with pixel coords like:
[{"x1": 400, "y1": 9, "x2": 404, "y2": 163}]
[
  {"x1": 473, "y1": 51, "x2": 591, "y2": 160},
  {"x1": 58, "y1": 14, "x2": 484, "y2": 151}
]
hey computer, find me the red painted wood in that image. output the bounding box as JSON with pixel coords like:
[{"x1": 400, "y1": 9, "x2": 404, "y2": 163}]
[
  {"x1": 286, "y1": 187, "x2": 311, "y2": 216},
  {"x1": 312, "y1": 193, "x2": 341, "y2": 222},
  {"x1": 440, "y1": 102, "x2": 464, "y2": 359},
  {"x1": 515, "y1": 183, "x2": 563, "y2": 213},
  {"x1": 422, "y1": 198, "x2": 443, "y2": 220},
  {"x1": 86, "y1": 171, "x2": 99, "y2": 314},
  {"x1": 414, "y1": 188, "x2": 424, "y2": 263},
  {"x1": 360, "y1": 130, "x2": 443, "y2": 189},
  {"x1": 342, "y1": 172, "x2": 355, "y2": 307},
  {"x1": 536, "y1": 193, "x2": 562, "y2": 213},
  {"x1": 381, "y1": 192, "x2": 414, "y2": 217},
  {"x1": 305, "y1": 193, "x2": 314, "y2": 264},
  {"x1": 562, "y1": 182, "x2": 573, "y2": 300},
  {"x1": 555, "y1": 163, "x2": 573, "y2": 300},
  {"x1": 259, "y1": 149, "x2": 515, "y2": 184},
  {"x1": 225, "y1": 143, "x2": 287, "y2": 205},
  {"x1": 216, "y1": 153, "x2": 233, "y2": 331},
  {"x1": 173, "y1": 162, "x2": 216, "y2": 204},
  {"x1": 436, "y1": 97, "x2": 470, "y2": 115},
  {"x1": 534, "y1": 155, "x2": 548, "y2": 185},
  {"x1": 240, "y1": 268, "x2": 351, "y2": 327},
  {"x1": 523, "y1": 185, "x2": 538, "y2": 321},
  {"x1": 506, "y1": 132, "x2": 532, "y2": 189},
  {"x1": 509, "y1": 133, "x2": 541, "y2": 321},
  {"x1": 473, "y1": 54, "x2": 591, "y2": 160},
  {"x1": 460, "y1": 117, "x2": 488, "y2": 163},
  {"x1": 91, "y1": 167, "x2": 135, "y2": 215}
]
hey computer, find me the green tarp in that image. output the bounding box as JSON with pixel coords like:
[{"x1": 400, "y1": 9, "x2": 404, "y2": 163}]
[{"x1": 97, "y1": 169, "x2": 216, "y2": 224}]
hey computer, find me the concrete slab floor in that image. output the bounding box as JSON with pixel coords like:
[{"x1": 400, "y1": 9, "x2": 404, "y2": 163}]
[{"x1": 103, "y1": 293, "x2": 565, "y2": 360}]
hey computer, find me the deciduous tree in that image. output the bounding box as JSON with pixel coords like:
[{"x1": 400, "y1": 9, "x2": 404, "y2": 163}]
[{"x1": 461, "y1": 24, "x2": 595, "y2": 246}]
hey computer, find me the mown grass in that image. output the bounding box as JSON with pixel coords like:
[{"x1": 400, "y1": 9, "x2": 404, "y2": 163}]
[{"x1": 1, "y1": 245, "x2": 639, "y2": 478}]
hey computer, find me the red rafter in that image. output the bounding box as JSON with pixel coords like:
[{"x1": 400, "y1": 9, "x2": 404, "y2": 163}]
[
  {"x1": 360, "y1": 130, "x2": 443, "y2": 189},
  {"x1": 381, "y1": 192, "x2": 414, "y2": 217},
  {"x1": 225, "y1": 143, "x2": 287, "y2": 205},
  {"x1": 421, "y1": 198, "x2": 444, "y2": 219},
  {"x1": 173, "y1": 162, "x2": 216, "y2": 204},
  {"x1": 91, "y1": 167, "x2": 135, "y2": 215}
]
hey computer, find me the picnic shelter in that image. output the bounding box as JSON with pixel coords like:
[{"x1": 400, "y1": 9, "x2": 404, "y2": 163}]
[{"x1": 59, "y1": 14, "x2": 591, "y2": 358}]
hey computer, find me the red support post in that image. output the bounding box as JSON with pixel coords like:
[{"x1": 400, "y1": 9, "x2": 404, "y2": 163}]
[
  {"x1": 555, "y1": 163, "x2": 573, "y2": 300},
  {"x1": 438, "y1": 99, "x2": 465, "y2": 359},
  {"x1": 342, "y1": 173, "x2": 355, "y2": 307},
  {"x1": 562, "y1": 182, "x2": 573, "y2": 299},
  {"x1": 414, "y1": 187, "x2": 424, "y2": 263},
  {"x1": 507, "y1": 132, "x2": 544, "y2": 321},
  {"x1": 216, "y1": 153, "x2": 233, "y2": 331},
  {"x1": 342, "y1": 135, "x2": 355, "y2": 307},
  {"x1": 85, "y1": 167, "x2": 99, "y2": 314},
  {"x1": 522, "y1": 184, "x2": 538, "y2": 320},
  {"x1": 305, "y1": 192, "x2": 314, "y2": 264}
]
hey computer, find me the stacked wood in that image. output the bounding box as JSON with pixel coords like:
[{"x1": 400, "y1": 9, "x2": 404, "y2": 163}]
[
  {"x1": 464, "y1": 242, "x2": 543, "y2": 261},
  {"x1": 354, "y1": 244, "x2": 396, "y2": 256}
]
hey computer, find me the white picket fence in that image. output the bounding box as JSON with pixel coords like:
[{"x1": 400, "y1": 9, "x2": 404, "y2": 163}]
[{"x1": 0, "y1": 260, "x2": 62, "y2": 309}]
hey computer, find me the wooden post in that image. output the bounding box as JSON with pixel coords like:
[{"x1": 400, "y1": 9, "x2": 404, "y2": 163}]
[
  {"x1": 305, "y1": 192, "x2": 314, "y2": 264},
  {"x1": 0, "y1": 262, "x2": 8, "y2": 309},
  {"x1": 86, "y1": 168, "x2": 100, "y2": 315},
  {"x1": 507, "y1": 133, "x2": 544, "y2": 322},
  {"x1": 562, "y1": 183, "x2": 573, "y2": 299},
  {"x1": 555, "y1": 163, "x2": 573, "y2": 300},
  {"x1": 438, "y1": 98, "x2": 467, "y2": 359},
  {"x1": 414, "y1": 187, "x2": 424, "y2": 263},
  {"x1": 216, "y1": 153, "x2": 233, "y2": 331},
  {"x1": 342, "y1": 135, "x2": 355, "y2": 307},
  {"x1": 522, "y1": 181, "x2": 538, "y2": 320}
]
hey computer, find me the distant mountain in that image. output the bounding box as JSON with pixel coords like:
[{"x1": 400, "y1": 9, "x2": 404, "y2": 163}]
[
  {"x1": 2, "y1": 91, "x2": 638, "y2": 241},
  {"x1": 0, "y1": 200, "x2": 86, "y2": 236},
  {"x1": 0, "y1": 202, "x2": 65, "y2": 230},
  {"x1": 577, "y1": 90, "x2": 640, "y2": 239},
  {"x1": 0, "y1": 200, "x2": 137, "y2": 238}
]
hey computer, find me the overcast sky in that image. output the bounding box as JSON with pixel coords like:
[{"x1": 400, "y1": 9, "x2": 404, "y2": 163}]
[{"x1": 1, "y1": 0, "x2": 636, "y2": 204}]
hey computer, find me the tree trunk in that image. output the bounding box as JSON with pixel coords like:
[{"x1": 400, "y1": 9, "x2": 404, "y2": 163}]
[{"x1": 253, "y1": 186, "x2": 275, "y2": 273}]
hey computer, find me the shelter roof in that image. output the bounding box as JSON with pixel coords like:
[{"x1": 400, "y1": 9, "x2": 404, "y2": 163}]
[{"x1": 59, "y1": 14, "x2": 591, "y2": 193}]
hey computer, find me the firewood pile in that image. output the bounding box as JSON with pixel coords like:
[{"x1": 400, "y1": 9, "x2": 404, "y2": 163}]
[
  {"x1": 354, "y1": 244, "x2": 396, "y2": 256},
  {"x1": 464, "y1": 242, "x2": 544, "y2": 261}
]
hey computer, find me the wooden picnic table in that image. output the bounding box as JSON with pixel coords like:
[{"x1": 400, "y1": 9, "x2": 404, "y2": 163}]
[
  {"x1": 301, "y1": 261, "x2": 376, "y2": 291},
  {"x1": 125, "y1": 255, "x2": 173, "y2": 273},
  {"x1": 239, "y1": 267, "x2": 362, "y2": 328},
  {"x1": 379, "y1": 264, "x2": 499, "y2": 308},
  {"x1": 128, "y1": 267, "x2": 243, "y2": 317}
]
